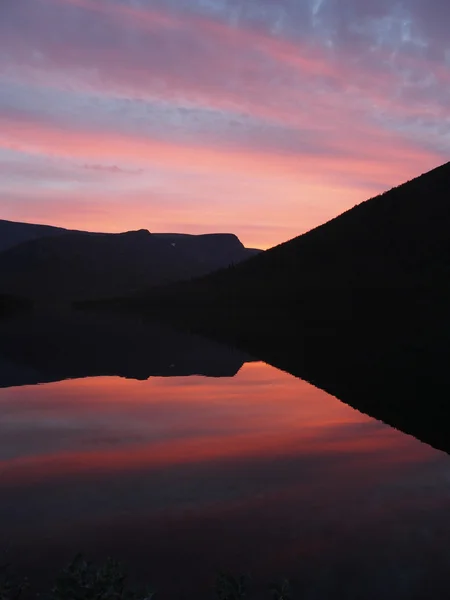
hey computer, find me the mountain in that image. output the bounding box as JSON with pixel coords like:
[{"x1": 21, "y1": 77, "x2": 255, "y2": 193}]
[
  {"x1": 118, "y1": 161, "x2": 450, "y2": 322},
  {"x1": 109, "y1": 161, "x2": 450, "y2": 454},
  {"x1": 0, "y1": 219, "x2": 76, "y2": 253},
  {"x1": 0, "y1": 221, "x2": 261, "y2": 302}
]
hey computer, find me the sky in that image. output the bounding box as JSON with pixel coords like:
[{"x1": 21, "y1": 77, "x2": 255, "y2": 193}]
[{"x1": 1, "y1": 0, "x2": 450, "y2": 248}]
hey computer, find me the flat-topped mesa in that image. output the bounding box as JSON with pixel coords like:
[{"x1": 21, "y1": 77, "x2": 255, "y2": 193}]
[
  {"x1": 0, "y1": 220, "x2": 261, "y2": 302},
  {"x1": 153, "y1": 232, "x2": 245, "y2": 248},
  {"x1": 118, "y1": 229, "x2": 152, "y2": 237}
]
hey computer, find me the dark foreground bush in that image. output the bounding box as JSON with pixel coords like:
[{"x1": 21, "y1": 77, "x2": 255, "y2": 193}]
[{"x1": 0, "y1": 556, "x2": 293, "y2": 600}]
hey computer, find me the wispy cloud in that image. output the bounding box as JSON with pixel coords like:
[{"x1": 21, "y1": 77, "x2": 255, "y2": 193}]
[
  {"x1": 0, "y1": 0, "x2": 449, "y2": 246},
  {"x1": 82, "y1": 163, "x2": 144, "y2": 175}
]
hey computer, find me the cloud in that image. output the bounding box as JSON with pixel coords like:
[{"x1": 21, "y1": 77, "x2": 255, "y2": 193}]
[
  {"x1": 82, "y1": 163, "x2": 144, "y2": 174},
  {"x1": 0, "y1": 106, "x2": 441, "y2": 184},
  {"x1": 0, "y1": 0, "x2": 449, "y2": 247}
]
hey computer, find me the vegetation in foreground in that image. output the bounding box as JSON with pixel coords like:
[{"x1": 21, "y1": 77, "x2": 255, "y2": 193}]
[{"x1": 0, "y1": 556, "x2": 293, "y2": 600}]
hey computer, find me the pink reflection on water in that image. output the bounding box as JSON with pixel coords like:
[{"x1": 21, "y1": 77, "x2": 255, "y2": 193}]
[{"x1": 0, "y1": 362, "x2": 448, "y2": 599}]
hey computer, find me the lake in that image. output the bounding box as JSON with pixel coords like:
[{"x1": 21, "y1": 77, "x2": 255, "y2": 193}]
[{"x1": 1, "y1": 321, "x2": 450, "y2": 599}]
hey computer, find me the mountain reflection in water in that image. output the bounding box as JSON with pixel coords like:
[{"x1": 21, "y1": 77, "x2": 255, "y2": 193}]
[{"x1": 1, "y1": 343, "x2": 450, "y2": 599}]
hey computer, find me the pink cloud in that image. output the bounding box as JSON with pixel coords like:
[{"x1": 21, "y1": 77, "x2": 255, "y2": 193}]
[
  {"x1": 1, "y1": 0, "x2": 449, "y2": 247},
  {"x1": 82, "y1": 163, "x2": 144, "y2": 174}
]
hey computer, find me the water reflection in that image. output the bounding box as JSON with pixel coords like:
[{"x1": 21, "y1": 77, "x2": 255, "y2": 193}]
[
  {"x1": 0, "y1": 311, "x2": 251, "y2": 386},
  {"x1": 1, "y1": 358, "x2": 450, "y2": 599}
]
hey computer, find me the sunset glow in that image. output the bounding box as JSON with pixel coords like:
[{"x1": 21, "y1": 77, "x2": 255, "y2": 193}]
[
  {"x1": 0, "y1": 363, "x2": 438, "y2": 487},
  {"x1": 2, "y1": 362, "x2": 449, "y2": 598},
  {"x1": 2, "y1": 0, "x2": 449, "y2": 247}
]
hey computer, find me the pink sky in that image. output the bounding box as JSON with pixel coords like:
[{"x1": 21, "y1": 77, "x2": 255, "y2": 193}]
[{"x1": 1, "y1": 0, "x2": 449, "y2": 248}]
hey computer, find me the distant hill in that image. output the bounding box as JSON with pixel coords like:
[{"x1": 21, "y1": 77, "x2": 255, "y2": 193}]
[
  {"x1": 0, "y1": 221, "x2": 261, "y2": 301},
  {"x1": 0, "y1": 219, "x2": 77, "y2": 253},
  {"x1": 111, "y1": 161, "x2": 450, "y2": 454}
]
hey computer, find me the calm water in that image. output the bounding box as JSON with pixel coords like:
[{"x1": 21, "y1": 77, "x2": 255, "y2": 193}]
[{"x1": 1, "y1": 358, "x2": 450, "y2": 599}]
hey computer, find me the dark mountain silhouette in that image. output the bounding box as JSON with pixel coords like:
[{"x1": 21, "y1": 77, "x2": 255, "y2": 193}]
[
  {"x1": 125, "y1": 161, "x2": 450, "y2": 306},
  {"x1": 101, "y1": 161, "x2": 450, "y2": 454},
  {"x1": 0, "y1": 221, "x2": 260, "y2": 301},
  {"x1": 0, "y1": 309, "x2": 254, "y2": 388},
  {"x1": 0, "y1": 219, "x2": 77, "y2": 253}
]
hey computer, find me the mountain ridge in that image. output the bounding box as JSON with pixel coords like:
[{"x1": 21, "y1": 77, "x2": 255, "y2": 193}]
[
  {"x1": 0, "y1": 220, "x2": 261, "y2": 302},
  {"x1": 103, "y1": 160, "x2": 450, "y2": 455}
]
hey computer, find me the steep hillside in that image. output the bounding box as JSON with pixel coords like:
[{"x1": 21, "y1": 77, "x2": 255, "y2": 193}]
[
  {"x1": 112, "y1": 161, "x2": 450, "y2": 454},
  {"x1": 122, "y1": 161, "x2": 450, "y2": 326}
]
